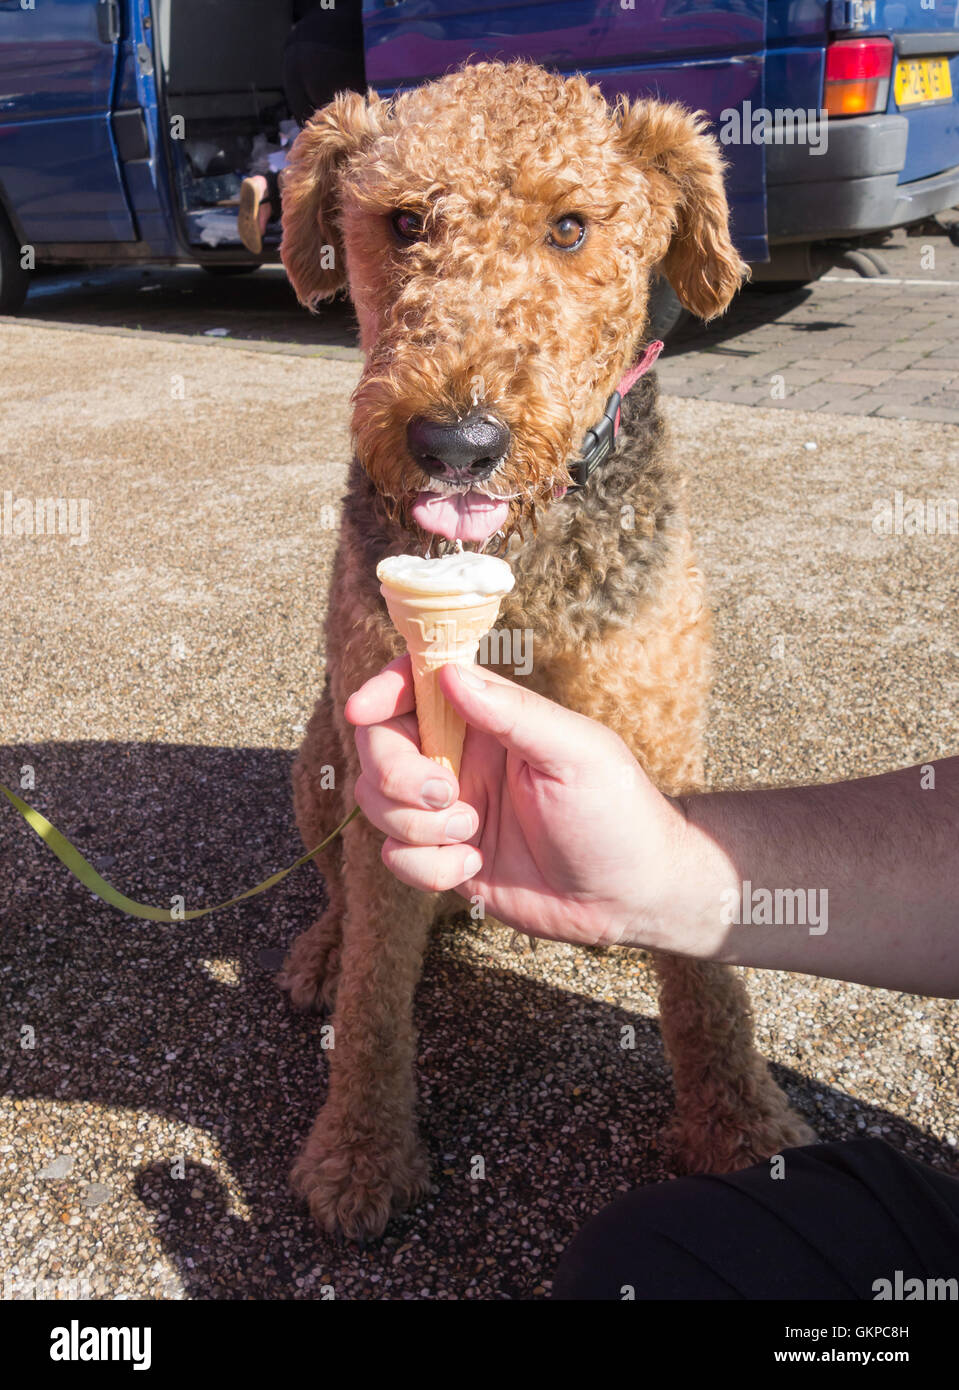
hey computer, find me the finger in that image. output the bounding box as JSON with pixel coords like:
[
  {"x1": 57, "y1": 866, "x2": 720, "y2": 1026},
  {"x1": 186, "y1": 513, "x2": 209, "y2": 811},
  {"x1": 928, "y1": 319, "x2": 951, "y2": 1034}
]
[
  {"x1": 345, "y1": 654, "x2": 414, "y2": 726},
  {"x1": 436, "y1": 663, "x2": 602, "y2": 778},
  {"x1": 381, "y1": 837, "x2": 482, "y2": 893},
  {"x1": 354, "y1": 719, "x2": 459, "y2": 809},
  {"x1": 355, "y1": 775, "x2": 478, "y2": 845}
]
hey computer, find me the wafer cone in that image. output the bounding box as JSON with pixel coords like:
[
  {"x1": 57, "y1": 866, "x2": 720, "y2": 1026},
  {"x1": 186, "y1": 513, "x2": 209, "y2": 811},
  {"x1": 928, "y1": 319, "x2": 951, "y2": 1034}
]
[{"x1": 378, "y1": 583, "x2": 505, "y2": 776}]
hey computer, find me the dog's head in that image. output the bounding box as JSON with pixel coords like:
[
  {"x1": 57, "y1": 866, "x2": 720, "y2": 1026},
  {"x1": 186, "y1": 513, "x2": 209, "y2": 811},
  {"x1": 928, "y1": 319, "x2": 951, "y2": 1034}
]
[{"x1": 281, "y1": 60, "x2": 745, "y2": 546}]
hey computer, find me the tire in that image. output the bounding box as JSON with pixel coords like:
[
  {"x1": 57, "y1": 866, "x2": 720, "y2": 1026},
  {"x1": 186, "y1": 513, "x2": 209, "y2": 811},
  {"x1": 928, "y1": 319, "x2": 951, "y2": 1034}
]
[
  {"x1": 646, "y1": 275, "x2": 689, "y2": 340},
  {"x1": 201, "y1": 263, "x2": 261, "y2": 277},
  {"x1": 0, "y1": 208, "x2": 30, "y2": 313},
  {"x1": 750, "y1": 280, "x2": 816, "y2": 294}
]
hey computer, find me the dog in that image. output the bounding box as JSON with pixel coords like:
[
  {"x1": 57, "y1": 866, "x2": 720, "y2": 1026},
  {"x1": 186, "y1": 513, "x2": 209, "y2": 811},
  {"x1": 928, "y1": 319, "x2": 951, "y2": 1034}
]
[{"x1": 278, "y1": 59, "x2": 815, "y2": 1240}]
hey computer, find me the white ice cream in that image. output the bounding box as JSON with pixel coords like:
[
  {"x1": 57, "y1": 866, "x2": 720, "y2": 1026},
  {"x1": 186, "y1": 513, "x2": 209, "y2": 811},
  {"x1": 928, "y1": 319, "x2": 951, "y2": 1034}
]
[{"x1": 377, "y1": 552, "x2": 515, "y2": 601}]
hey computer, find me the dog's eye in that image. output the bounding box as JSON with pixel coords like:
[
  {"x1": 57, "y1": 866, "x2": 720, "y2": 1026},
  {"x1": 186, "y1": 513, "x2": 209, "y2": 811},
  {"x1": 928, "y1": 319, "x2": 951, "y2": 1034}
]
[
  {"x1": 391, "y1": 209, "x2": 426, "y2": 244},
  {"x1": 547, "y1": 214, "x2": 586, "y2": 251}
]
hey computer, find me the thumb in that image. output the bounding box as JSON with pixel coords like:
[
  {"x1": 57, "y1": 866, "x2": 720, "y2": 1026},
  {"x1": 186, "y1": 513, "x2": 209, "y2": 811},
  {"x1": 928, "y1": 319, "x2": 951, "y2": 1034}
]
[{"x1": 437, "y1": 663, "x2": 599, "y2": 777}]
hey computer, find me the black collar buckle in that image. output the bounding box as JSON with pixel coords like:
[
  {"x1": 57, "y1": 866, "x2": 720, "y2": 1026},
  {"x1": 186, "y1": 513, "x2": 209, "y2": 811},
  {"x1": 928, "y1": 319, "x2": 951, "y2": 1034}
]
[{"x1": 572, "y1": 390, "x2": 622, "y2": 489}]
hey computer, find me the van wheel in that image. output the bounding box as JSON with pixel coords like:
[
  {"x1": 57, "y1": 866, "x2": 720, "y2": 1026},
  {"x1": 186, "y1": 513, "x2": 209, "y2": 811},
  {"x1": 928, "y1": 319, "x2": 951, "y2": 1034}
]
[
  {"x1": 0, "y1": 210, "x2": 30, "y2": 313},
  {"x1": 202, "y1": 264, "x2": 261, "y2": 277}
]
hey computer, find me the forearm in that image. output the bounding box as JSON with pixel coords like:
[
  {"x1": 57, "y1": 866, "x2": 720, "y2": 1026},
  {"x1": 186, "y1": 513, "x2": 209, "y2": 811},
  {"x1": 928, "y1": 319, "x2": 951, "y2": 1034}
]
[{"x1": 643, "y1": 760, "x2": 958, "y2": 997}]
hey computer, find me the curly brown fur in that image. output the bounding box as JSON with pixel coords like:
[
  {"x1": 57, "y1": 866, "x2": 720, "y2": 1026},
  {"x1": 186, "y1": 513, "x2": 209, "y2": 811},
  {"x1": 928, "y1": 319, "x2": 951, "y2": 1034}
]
[{"x1": 280, "y1": 59, "x2": 813, "y2": 1240}]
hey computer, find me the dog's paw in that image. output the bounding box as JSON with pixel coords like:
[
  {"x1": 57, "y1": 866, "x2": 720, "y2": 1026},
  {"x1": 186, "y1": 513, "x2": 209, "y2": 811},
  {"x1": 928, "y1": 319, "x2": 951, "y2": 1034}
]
[
  {"x1": 292, "y1": 1124, "x2": 430, "y2": 1241},
  {"x1": 277, "y1": 923, "x2": 341, "y2": 1014},
  {"x1": 672, "y1": 1108, "x2": 818, "y2": 1175},
  {"x1": 276, "y1": 957, "x2": 339, "y2": 1015}
]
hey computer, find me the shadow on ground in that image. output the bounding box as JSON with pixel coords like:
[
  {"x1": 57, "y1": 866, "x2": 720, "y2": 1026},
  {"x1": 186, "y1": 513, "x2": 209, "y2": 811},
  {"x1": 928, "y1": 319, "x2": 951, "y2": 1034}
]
[
  {"x1": 1, "y1": 740, "x2": 952, "y2": 1299},
  {"x1": 14, "y1": 265, "x2": 360, "y2": 353},
  {"x1": 11, "y1": 265, "x2": 823, "y2": 362},
  {"x1": 664, "y1": 283, "x2": 846, "y2": 360}
]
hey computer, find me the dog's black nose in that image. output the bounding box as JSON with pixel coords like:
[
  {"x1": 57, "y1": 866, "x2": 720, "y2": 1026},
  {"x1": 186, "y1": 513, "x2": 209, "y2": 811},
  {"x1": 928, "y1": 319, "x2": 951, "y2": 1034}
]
[{"x1": 406, "y1": 413, "x2": 510, "y2": 482}]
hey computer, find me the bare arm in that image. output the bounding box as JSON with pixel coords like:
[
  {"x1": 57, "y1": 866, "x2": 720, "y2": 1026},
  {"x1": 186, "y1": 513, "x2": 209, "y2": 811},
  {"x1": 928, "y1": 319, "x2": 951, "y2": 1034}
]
[
  {"x1": 672, "y1": 762, "x2": 958, "y2": 996},
  {"x1": 347, "y1": 659, "x2": 959, "y2": 999}
]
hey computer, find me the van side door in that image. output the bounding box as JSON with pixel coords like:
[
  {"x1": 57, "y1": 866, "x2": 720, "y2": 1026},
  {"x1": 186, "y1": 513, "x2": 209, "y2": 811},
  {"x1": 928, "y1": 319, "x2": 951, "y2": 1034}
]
[{"x1": 0, "y1": 0, "x2": 137, "y2": 245}]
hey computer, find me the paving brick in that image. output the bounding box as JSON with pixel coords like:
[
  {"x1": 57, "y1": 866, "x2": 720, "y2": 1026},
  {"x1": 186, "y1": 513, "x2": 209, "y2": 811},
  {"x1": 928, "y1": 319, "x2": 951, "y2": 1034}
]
[
  {"x1": 829, "y1": 368, "x2": 895, "y2": 386},
  {"x1": 760, "y1": 368, "x2": 827, "y2": 389},
  {"x1": 898, "y1": 369, "x2": 957, "y2": 385},
  {"x1": 735, "y1": 352, "x2": 808, "y2": 374},
  {"x1": 815, "y1": 397, "x2": 888, "y2": 417},
  {"x1": 874, "y1": 403, "x2": 959, "y2": 423},
  {"x1": 900, "y1": 327, "x2": 952, "y2": 344},
  {"x1": 810, "y1": 341, "x2": 862, "y2": 359},
  {"x1": 835, "y1": 392, "x2": 898, "y2": 415},
  {"x1": 779, "y1": 355, "x2": 833, "y2": 371},
  {"x1": 788, "y1": 360, "x2": 856, "y2": 375},
  {"x1": 857, "y1": 325, "x2": 922, "y2": 340},
  {"x1": 808, "y1": 388, "x2": 872, "y2": 408},
  {"x1": 765, "y1": 383, "x2": 855, "y2": 410},
  {"x1": 910, "y1": 331, "x2": 957, "y2": 350},
  {"x1": 864, "y1": 300, "x2": 921, "y2": 311},
  {"x1": 925, "y1": 390, "x2": 959, "y2": 410},
  {"x1": 703, "y1": 355, "x2": 772, "y2": 377},
  {"x1": 859, "y1": 350, "x2": 929, "y2": 369},
  {"x1": 697, "y1": 383, "x2": 773, "y2": 405},
  {"x1": 875, "y1": 295, "x2": 939, "y2": 310},
  {"x1": 891, "y1": 329, "x2": 952, "y2": 344},
  {"x1": 852, "y1": 386, "x2": 937, "y2": 410}
]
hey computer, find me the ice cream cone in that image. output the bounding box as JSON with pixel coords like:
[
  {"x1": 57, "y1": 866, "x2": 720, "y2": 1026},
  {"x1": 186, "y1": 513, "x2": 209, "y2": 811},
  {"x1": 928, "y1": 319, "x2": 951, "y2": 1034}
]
[{"x1": 377, "y1": 553, "x2": 515, "y2": 776}]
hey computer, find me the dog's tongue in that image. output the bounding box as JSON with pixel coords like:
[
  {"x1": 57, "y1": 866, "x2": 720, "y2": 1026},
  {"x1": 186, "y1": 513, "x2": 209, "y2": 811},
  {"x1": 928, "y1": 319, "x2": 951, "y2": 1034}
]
[{"x1": 411, "y1": 490, "x2": 510, "y2": 542}]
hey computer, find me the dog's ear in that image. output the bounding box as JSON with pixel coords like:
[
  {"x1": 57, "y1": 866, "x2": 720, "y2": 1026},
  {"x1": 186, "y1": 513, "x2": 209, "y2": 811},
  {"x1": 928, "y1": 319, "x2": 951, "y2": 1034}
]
[
  {"x1": 617, "y1": 99, "x2": 747, "y2": 320},
  {"x1": 281, "y1": 90, "x2": 389, "y2": 308}
]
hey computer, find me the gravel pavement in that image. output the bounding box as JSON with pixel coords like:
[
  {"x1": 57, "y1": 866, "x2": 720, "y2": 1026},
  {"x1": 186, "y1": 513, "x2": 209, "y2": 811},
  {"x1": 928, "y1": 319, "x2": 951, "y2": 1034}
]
[{"x1": 1, "y1": 321, "x2": 957, "y2": 1300}]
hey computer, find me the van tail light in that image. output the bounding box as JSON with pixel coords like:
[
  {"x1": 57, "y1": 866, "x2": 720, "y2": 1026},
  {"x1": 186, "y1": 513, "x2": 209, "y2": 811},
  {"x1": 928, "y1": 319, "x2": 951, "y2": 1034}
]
[{"x1": 824, "y1": 38, "x2": 894, "y2": 115}]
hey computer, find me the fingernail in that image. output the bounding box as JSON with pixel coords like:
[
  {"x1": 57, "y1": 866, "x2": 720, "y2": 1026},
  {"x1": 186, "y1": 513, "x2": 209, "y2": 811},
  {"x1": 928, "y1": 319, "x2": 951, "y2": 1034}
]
[
  {"x1": 463, "y1": 850, "x2": 482, "y2": 878},
  {"x1": 444, "y1": 813, "x2": 472, "y2": 841},
  {"x1": 456, "y1": 665, "x2": 486, "y2": 690},
  {"x1": 422, "y1": 778, "x2": 454, "y2": 809}
]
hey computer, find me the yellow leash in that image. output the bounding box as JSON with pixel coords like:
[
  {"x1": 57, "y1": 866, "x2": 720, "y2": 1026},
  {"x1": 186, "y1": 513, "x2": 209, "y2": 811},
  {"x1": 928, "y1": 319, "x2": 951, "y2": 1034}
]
[{"x1": 0, "y1": 782, "x2": 359, "y2": 923}]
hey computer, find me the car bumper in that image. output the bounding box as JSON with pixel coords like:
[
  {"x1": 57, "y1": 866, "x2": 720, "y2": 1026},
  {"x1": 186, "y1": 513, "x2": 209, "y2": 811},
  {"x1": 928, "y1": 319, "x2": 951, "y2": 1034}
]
[{"x1": 766, "y1": 113, "x2": 959, "y2": 243}]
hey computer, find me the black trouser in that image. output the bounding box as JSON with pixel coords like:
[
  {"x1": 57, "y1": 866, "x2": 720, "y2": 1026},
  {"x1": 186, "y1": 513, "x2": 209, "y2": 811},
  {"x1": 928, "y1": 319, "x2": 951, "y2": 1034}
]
[
  {"x1": 283, "y1": 6, "x2": 367, "y2": 126},
  {"x1": 552, "y1": 1141, "x2": 959, "y2": 1300}
]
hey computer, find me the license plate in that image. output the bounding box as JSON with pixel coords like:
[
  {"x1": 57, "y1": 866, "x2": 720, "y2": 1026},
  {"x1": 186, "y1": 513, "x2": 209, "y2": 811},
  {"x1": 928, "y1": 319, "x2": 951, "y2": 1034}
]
[{"x1": 894, "y1": 56, "x2": 953, "y2": 108}]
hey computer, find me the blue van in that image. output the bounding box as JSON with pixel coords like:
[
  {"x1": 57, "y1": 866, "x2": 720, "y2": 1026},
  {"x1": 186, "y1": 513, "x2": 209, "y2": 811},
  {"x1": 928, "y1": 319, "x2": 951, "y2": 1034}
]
[{"x1": 0, "y1": 0, "x2": 957, "y2": 311}]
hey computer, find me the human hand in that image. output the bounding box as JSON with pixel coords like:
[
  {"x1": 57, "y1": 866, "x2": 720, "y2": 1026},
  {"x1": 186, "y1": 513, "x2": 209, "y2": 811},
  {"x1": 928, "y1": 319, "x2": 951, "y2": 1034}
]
[{"x1": 344, "y1": 657, "x2": 693, "y2": 950}]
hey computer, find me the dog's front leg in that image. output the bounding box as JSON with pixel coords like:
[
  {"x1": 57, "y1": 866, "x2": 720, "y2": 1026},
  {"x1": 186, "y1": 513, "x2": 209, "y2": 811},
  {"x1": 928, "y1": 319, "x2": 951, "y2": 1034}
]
[
  {"x1": 292, "y1": 812, "x2": 434, "y2": 1240},
  {"x1": 653, "y1": 953, "x2": 817, "y2": 1171}
]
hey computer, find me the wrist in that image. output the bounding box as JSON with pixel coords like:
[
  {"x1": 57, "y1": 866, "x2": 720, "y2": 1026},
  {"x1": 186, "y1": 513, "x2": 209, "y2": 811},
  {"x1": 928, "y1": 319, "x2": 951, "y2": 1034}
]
[{"x1": 618, "y1": 791, "x2": 740, "y2": 958}]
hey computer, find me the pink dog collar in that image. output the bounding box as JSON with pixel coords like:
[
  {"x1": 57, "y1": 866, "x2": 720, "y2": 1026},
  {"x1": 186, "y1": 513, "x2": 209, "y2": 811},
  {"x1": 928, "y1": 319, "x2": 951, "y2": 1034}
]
[{"x1": 569, "y1": 339, "x2": 664, "y2": 490}]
